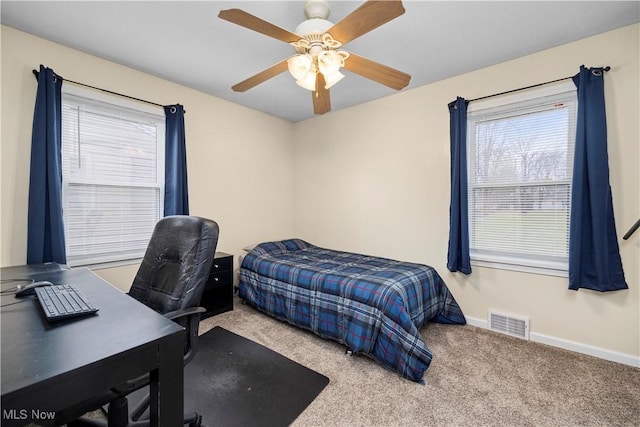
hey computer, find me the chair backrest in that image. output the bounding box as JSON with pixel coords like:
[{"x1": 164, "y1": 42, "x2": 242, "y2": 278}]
[{"x1": 128, "y1": 215, "x2": 219, "y2": 315}]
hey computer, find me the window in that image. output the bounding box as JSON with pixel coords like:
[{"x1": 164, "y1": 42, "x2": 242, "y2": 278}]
[
  {"x1": 61, "y1": 85, "x2": 165, "y2": 267},
  {"x1": 467, "y1": 81, "x2": 577, "y2": 275}
]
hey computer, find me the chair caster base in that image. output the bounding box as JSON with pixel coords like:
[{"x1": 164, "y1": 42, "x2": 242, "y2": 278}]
[{"x1": 186, "y1": 412, "x2": 202, "y2": 427}]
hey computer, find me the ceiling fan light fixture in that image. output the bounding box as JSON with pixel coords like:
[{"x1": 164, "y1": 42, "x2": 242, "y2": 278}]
[
  {"x1": 317, "y1": 50, "x2": 342, "y2": 74},
  {"x1": 322, "y1": 70, "x2": 344, "y2": 89},
  {"x1": 318, "y1": 50, "x2": 349, "y2": 88},
  {"x1": 296, "y1": 72, "x2": 317, "y2": 91},
  {"x1": 287, "y1": 54, "x2": 313, "y2": 81}
]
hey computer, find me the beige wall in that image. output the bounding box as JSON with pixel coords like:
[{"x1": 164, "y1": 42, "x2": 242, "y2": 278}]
[
  {"x1": 1, "y1": 23, "x2": 638, "y2": 361},
  {"x1": 1, "y1": 26, "x2": 295, "y2": 290},
  {"x1": 294, "y1": 24, "x2": 639, "y2": 360}
]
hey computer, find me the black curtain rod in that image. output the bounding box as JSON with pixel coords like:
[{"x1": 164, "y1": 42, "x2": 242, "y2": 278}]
[
  {"x1": 623, "y1": 218, "x2": 640, "y2": 240},
  {"x1": 467, "y1": 66, "x2": 611, "y2": 104},
  {"x1": 32, "y1": 69, "x2": 175, "y2": 111}
]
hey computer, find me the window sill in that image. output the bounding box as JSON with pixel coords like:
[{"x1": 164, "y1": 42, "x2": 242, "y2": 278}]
[{"x1": 471, "y1": 259, "x2": 568, "y2": 278}]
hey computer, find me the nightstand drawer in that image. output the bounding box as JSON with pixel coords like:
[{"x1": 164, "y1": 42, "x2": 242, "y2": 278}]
[
  {"x1": 210, "y1": 252, "x2": 233, "y2": 273},
  {"x1": 206, "y1": 270, "x2": 233, "y2": 289}
]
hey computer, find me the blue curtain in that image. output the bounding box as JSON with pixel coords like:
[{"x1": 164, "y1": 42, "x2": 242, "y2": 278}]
[
  {"x1": 27, "y1": 65, "x2": 66, "y2": 265},
  {"x1": 164, "y1": 104, "x2": 189, "y2": 216},
  {"x1": 568, "y1": 66, "x2": 627, "y2": 291},
  {"x1": 447, "y1": 97, "x2": 471, "y2": 274}
]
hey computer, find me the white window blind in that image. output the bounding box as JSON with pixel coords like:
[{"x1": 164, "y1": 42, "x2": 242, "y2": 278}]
[
  {"x1": 61, "y1": 89, "x2": 165, "y2": 266},
  {"x1": 467, "y1": 83, "x2": 577, "y2": 275}
]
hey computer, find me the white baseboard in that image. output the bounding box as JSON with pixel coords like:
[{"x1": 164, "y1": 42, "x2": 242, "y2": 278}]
[{"x1": 464, "y1": 316, "x2": 640, "y2": 368}]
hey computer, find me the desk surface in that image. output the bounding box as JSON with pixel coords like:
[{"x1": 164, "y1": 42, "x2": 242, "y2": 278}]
[{"x1": 1, "y1": 266, "x2": 185, "y2": 426}]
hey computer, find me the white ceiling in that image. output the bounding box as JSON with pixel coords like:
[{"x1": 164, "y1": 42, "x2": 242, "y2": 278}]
[{"x1": 2, "y1": 1, "x2": 639, "y2": 122}]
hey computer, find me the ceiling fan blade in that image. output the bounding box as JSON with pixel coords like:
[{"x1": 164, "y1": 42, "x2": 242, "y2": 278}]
[
  {"x1": 343, "y1": 52, "x2": 411, "y2": 90},
  {"x1": 231, "y1": 59, "x2": 289, "y2": 92},
  {"x1": 313, "y1": 74, "x2": 331, "y2": 115},
  {"x1": 327, "y1": 0, "x2": 405, "y2": 45},
  {"x1": 218, "y1": 9, "x2": 300, "y2": 44}
]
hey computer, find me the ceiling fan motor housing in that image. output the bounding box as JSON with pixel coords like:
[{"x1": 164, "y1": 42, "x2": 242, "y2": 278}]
[
  {"x1": 295, "y1": 19, "x2": 333, "y2": 37},
  {"x1": 304, "y1": 0, "x2": 330, "y2": 20},
  {"x1": 296, "y1": 0, "x2": 334, "y2": 36}
]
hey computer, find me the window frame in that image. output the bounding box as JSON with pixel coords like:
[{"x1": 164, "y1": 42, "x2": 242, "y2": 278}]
[
  {"x1": 466, "y1": 80, "x2": 577, "y2": 277},
  {"x1": 60, "y1": 84, "x2": 165, "y2": 268}
]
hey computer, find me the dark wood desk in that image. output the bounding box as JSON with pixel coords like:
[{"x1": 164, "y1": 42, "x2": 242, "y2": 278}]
[{"x1": 0, "y1": 266, "x2": 185, "y2": 426}]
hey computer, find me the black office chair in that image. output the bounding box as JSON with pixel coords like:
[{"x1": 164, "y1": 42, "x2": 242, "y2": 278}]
[{"x1": 67, "y1": 215, "x2": 219, "y2": 427}]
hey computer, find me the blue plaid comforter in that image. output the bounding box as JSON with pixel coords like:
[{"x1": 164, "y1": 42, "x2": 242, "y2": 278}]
[{"x1": 239, "y1": 239, "x2": 466, "y2": 382}]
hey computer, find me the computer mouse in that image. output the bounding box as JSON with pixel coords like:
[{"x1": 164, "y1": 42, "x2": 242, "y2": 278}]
[{"x1": 15, "y1": 280, "x2": 54, "y2": 297}]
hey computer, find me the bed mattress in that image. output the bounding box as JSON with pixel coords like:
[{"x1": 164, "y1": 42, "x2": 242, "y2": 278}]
[{"x1": 238, "y1": 239, "x2": 466, "y2": 382}]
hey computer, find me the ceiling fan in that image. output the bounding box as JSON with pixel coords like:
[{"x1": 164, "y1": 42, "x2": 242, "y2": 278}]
[{"x1": 218, "y1": 0, "x2": 411, "y2": 115}]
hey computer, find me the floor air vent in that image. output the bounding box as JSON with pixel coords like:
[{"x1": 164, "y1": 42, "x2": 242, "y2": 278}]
[{"x1": 488, "y1": 311, "x2": 530, "y2": 340}]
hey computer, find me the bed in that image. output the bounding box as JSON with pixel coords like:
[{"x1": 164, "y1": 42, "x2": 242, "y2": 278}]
[{"x1": 238, "y1": 239, "x2": 466, "y2": 383}]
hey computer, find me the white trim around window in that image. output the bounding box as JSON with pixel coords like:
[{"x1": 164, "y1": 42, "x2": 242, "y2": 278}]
[
  {"x1": 467, "y1": 80, "x2": 577, "y2": 277},
  {"x1": 60, "y1": 84, "x2": 165, "y2": 267}
]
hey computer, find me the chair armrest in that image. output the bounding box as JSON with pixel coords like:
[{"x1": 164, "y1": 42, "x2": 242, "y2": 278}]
[
  {"x1": 163, "y1": 306, "x2": 206, "y2": 366},
  {"x1": 163, "y1": 306, "x2": 206, "y2": 322},
  {"x1": 92, "y1": 307, "x2": 206, "y2": 411}
]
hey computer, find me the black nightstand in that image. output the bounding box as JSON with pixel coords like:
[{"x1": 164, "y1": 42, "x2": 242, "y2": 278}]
[{"x1": 200, "y1": 252, "x2": 234, "y2": 319}]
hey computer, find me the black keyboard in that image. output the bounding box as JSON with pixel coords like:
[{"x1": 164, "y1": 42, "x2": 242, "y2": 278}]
[{"x1": 35, "y1": 284, "x2": 99, "y2": 321}]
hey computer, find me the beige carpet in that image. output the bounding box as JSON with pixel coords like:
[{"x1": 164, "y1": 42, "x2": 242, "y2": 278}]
[{"x1": 200, "y1": 296, "x2": 640, "y2": 427}]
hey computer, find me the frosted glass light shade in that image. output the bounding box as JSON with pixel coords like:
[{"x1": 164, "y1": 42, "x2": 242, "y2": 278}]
[
  {"x1": 287, "y1": 54, "x2": 313, "y2": 81},
  {"x1": 296, "y1": 73, "x2": 317, "y2": 91},
  {"x1": 317, "y1": 50, "x2": 341, "y2": 75},
  {"x1": 322, "y1": 70, "x2": 344, "y2": 89},
  {"x1": 288, "y1": 48, "x2": 348, "y2": 91}
]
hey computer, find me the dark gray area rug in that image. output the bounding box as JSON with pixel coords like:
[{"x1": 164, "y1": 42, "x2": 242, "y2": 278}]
[{"x1": 184, "y1": 326, "x2": 329, "y2": 427}]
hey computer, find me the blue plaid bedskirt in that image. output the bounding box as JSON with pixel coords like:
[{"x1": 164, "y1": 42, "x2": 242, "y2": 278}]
[{"x1": 238, "y1": 239, "x2": 466, "y2": 382}]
